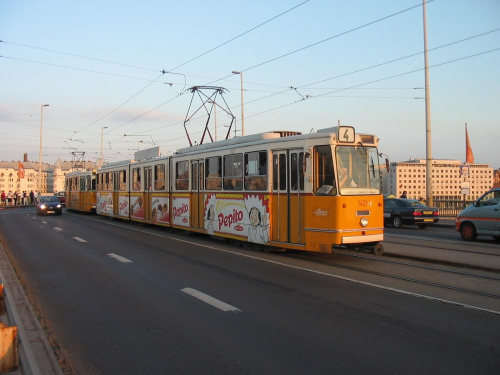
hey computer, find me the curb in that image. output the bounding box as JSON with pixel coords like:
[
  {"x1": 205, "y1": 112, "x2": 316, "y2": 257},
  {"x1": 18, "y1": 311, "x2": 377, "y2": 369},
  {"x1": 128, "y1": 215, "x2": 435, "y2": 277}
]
[{"x1": 0, "y1": 242, "x2": 63, "y2": 375}]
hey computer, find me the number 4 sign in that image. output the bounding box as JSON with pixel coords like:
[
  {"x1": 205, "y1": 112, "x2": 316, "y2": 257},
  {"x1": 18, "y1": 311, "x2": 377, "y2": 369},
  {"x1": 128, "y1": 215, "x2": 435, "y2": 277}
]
[{"x1": 338, "y1": 126, "x2": 355, "y2": 143}]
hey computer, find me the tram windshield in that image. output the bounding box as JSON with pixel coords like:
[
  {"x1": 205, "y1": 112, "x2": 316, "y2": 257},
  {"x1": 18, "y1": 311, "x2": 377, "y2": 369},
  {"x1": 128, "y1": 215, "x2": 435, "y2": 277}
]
[{"x1": 336, "y1": 145, "x2": 381, "y2": 195}]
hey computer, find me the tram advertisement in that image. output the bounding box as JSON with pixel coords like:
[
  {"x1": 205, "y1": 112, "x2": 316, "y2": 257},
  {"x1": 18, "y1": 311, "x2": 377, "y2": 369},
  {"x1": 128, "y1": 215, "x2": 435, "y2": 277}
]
[
  {"x1": 172, "y1": 196, "x2": 190, "y2": 227},
  {"x1": 130, "y1": 195, "x2": 144, "y2": 219},
  {"x1": 118, "y1": 195, "x2": 129, "y2": 217},
  {"x1": 151, "y1": 196, "x2": 170, "y2": 224},
  {"x1": 204, "y1": 193, "x2": 270, "y2": 244},
  {"x1": 97, "y1": 193, "x2": 113, "y2": 215}
]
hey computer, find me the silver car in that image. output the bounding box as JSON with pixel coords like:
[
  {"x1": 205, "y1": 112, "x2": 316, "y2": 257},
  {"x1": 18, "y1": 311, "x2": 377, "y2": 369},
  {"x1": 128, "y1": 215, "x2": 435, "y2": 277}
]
[{"x1": 455, "y1": 188, "x2": 500, "y2": 241}]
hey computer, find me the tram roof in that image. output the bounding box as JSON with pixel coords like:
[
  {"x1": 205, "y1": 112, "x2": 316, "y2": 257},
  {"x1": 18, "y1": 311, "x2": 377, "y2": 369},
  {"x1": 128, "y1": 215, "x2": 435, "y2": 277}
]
[{"x1": 175, "y1": 126, "x2": 378, "y2": 156}]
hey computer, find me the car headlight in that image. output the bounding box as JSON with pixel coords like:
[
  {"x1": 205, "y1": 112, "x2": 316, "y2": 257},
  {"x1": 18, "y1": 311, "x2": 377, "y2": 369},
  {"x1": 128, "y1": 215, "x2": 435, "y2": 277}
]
[
  {"x1": 360, "y1": 218, "x2": 368, "y2": 227},
  {"x1": 40, "y1": 204, "x2": 46, "y2": 209},
  {"x1": 57, "y1": 204, "x2": 61, "y2": 208}
]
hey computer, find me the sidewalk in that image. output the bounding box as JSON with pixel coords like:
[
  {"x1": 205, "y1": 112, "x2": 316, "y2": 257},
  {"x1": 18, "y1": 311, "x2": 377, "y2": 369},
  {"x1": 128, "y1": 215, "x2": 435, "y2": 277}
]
[{"x1": 0, "y1": 241, "x2": 63, "y2": 375}]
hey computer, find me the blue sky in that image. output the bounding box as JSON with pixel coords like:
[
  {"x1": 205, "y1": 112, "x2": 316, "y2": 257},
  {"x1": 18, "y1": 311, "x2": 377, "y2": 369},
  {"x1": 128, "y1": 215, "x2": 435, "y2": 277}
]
[{"x1": 1, "y1": 0, "x2": 499, "y2": 168}]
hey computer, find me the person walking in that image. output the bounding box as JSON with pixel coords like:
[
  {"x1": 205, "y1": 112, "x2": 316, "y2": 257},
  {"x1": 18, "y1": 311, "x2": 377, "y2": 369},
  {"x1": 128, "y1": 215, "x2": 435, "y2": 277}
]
[
  {"x1": 29, "y1": 190, "x2": 35, "y2": 204},
  {"x1": 1, "y1": 191, "x2": 5, "y2": 206},
  {"x1": 23, "y1": 191, "x2": 28, "y2": 205},
  {"x1": 7, "y1": 190, "x2": 12, "y2": 205}
]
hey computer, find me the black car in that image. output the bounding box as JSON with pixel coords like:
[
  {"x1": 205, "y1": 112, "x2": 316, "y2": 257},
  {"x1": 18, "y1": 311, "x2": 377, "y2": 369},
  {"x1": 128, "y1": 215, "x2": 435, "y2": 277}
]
[
  {"x1": 383, "y1": 198, "x2": 439, "y2": 228},
  {"x1": 36, "y1": 195, "x2": 63, "y2": 215}
]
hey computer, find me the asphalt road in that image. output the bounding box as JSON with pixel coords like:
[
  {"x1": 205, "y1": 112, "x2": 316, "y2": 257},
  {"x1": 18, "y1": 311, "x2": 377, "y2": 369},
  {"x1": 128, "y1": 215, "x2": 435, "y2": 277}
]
[{"x1": 0, "y1": 207, "x2": 499, "y2": 374}]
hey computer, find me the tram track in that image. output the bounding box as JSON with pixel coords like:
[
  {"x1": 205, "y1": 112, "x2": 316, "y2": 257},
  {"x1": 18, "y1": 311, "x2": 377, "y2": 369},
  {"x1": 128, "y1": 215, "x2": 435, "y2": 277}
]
[
  {"x1": 282, "y1": 250, "x2": 500, "y2": 303},
  {"x1": 384, "y1": 234, "x2": 500, "y2": 257}
]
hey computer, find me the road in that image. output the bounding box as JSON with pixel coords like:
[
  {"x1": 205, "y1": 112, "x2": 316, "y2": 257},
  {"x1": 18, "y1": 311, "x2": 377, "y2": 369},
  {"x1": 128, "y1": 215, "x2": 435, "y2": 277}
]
[{"x1": 0, "y1": 207, "x2": 499, "y2": 374}]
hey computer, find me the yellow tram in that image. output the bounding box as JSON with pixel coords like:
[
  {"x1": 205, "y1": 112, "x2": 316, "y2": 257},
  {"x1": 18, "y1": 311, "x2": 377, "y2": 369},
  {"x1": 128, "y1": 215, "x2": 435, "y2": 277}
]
[
  {"x1": 65, "y1": 170, "x2": 97, "y2": 213},
  {"x1": 89, "y1": 125, "x2": 385, "y2": 254}
]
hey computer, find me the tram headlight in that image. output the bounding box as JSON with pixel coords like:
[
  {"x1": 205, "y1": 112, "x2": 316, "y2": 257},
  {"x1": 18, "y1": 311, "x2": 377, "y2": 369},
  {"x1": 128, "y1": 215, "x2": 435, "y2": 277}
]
[{"x1": 360, "y1": 218, "x2": 368, "y2": 227}]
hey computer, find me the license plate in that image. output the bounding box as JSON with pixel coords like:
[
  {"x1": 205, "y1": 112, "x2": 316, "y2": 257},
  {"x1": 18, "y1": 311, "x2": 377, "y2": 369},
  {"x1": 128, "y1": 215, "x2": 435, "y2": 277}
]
[
  {"x1": 423, "y1": 211, "x2": 433, "y2": 215},
  {"x1": 423, "y1": 219, "x2": 433, "y2": 222},
  {"x1": 47, "y1": 210, "x2": 55, "y2": 214}
]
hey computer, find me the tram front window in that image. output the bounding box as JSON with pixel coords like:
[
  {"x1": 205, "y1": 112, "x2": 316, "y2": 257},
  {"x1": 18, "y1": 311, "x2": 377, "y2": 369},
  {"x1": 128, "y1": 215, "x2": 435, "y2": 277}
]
[{"x1": 336, "y1": 146, "x2": 381, "y2": 195}]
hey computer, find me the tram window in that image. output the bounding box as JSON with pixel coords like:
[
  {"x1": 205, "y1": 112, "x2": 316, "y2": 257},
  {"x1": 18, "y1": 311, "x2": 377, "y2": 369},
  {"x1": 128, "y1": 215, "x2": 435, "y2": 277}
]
[
  {"x1": 314, "y1": 145, "x2": 336, "y2": 195},
  {"x1": 91, "y1": 176, "x2": 96, "y2": 191},
  {"x1": 176, "y1": 161, "x2": 189, "y2": 190},
  {"x1": 290, "y1": 152, "x2": 305, "y2": 191},
  {"x1": 154, "y1": 164, "x2": 165, "y2": 190},
  {"x1": 85, "y1": 175, "x2": 91, "y2": 191},
  {"x1": 192, "y1": 162, "x2": 198, "y2": 190},
  {"x1": 223, "y1": 154, "x2": 243, "y2": 190},
  {"x1": 244, "y1": 151, "x2": 267, "y2": 190},
  {"x1": 205, "y1": 156, "x2": 222, "y2": 190},
  {"x1": 272, "y1": 154, "x2": 287, "y2": 191},
  {"x1": 132, "y1": 168, "x2": 141, "y2": 191},
  {"x1": 120, "y1": 170, "x2": 127, "y2": 191},
  {"x1": 105, "y1": 172, "x2": 111, "y2": 191}
]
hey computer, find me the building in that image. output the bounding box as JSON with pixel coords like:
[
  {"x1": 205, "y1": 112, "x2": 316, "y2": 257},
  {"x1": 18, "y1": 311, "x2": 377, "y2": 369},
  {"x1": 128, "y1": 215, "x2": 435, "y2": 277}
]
[
  {"x1": 0, "y1": 154, "x2": 96, "y2": 196},
  {"x1": 385, "y1": 158, "x2": 493, "y2": 201}
]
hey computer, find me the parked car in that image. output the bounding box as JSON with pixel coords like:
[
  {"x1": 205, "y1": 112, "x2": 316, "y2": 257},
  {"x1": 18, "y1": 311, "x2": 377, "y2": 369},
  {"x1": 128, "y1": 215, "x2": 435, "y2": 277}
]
[
  {"x1": 36, "y1": 195, "x2": 63, "y2": 215},
  {"x1": 455, "y1": 188, "x2": 500, "y2": 241},
  {"x1": 383, "y1": 198, "x2": 439, "y2": 228},
  {"x1": 55, "y1": 191, "x2": 66, "y2": 206}
]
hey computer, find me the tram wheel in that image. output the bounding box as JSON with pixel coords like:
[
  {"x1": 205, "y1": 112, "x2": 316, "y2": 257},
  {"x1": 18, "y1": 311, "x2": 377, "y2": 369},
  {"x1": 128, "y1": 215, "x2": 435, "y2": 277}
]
[{"x1": 372, "y1": 243, "x2": 384, "y2": 256}]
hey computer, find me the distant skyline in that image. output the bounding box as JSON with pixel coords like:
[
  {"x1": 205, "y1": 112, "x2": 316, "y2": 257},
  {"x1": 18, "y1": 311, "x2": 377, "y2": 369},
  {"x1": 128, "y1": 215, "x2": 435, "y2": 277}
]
[{"x1": 1, "y1": 0, "x2": 499, "y2": 167}]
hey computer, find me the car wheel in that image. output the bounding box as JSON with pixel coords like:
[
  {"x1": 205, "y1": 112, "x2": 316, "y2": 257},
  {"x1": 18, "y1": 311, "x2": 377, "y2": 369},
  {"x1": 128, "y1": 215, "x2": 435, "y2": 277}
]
[
  {"x1": 460, "y1": 222, "x2": 477, "y2": 241},
  {"x1": 392, "y1": 215, "x2": 404, "y2": 229},
  {"x1": 417, "y1": 224, "x2": 427, "y2": 229},
  {"x1": 492, "y1": 236, "x2": 500, "y2": 242}
]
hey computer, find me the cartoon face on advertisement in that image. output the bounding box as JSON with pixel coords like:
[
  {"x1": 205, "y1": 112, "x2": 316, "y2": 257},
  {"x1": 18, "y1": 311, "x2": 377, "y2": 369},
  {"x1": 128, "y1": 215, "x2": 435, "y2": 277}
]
[{"x1": 97, "y1": 193, "x2": 113, "y2": 215}]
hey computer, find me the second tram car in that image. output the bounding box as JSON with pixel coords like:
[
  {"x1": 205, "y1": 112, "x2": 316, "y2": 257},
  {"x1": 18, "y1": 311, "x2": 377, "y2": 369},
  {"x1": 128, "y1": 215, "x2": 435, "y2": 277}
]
[
  {"x1": 84, "y1": 126, "x2": 384, "y2": 254},
  {"x1": 65, "y1": 170, "x2": 98, "y2": 213}
]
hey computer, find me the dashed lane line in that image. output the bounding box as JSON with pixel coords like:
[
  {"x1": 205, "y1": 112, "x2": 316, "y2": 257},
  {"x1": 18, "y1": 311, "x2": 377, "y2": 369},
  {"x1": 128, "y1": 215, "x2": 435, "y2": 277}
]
[
  {"x1": 107, "y1": 253, "x2": 133, "y2": 263},
  {"x1": 73, "y1": 237, "x2": 87, "y2": 243},
  {"x1": 181, "y1": 288, "x2": 241, "y2": 312}
]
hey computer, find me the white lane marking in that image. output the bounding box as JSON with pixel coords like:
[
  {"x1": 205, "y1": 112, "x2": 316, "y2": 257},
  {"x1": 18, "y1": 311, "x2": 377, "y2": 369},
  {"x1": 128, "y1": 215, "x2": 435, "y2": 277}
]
[
  {"x1": 181, "y1": 288, "x2": 241, "y2": 313},
  {"x1": 54, "y1": 227, "x2": 62, "y2": 231},
  {"x1": 83, "y1": 215, "x2": 500, "y2": 316},
  {"x1": 73, "y1": 237, "x2": 87, "y2": 243},
  {"x1": 107, "y1": 253, "x2": 132, "y2": 263},
  {"x1": 42, "y1": 221, "x2": 47, "y2": 224}
]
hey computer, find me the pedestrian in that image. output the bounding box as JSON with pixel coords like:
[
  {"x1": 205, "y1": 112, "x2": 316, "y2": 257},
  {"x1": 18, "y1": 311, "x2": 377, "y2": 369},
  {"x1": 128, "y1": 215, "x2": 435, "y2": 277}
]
[
  {"x1": 7, "y1": 190, "x2": 12, "y2": 205},
  {"x1": 30, "y1": 190, "x2": 35, "y2": 204},
  {"x1": 12, "y1": 191, "x2": 17, "y2": 205},
  {"x1": 400, "y1": 191, "x2": 408, "y2": 198},
  {"x1": 23, "y1": 191, "x2": 28, "y2": 205},
  {"x1": 1, "y1": 191, "x2": 5, "y2": 206}
]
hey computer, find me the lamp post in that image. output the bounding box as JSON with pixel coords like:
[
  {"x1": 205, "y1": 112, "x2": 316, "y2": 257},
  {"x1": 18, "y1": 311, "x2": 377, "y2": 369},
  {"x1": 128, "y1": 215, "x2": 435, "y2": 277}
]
[
  {"x1": 38, "y1": 104, "x2": 49, "y2": 196},
  {"x1": 138, "y1": 140, "x2": 143, "y2": 150},
  {"x1": 232, "y1": 71, "x2": 245, "y2": 136},
  {"x1": 100, "y1": 126, "x2": 108, "y2": 167}
]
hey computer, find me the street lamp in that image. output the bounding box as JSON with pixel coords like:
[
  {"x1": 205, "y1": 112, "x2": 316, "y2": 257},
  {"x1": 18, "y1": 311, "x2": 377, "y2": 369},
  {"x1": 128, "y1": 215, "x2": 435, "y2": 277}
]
[
  {"x1": 100, "y1": 126, "x2": 108, "y2": 167},
  {"x1": 138, "y1": 140, "x2": 143, "y2": 150},
  {"x1": 232, "y1": 71, "x2": 245, "y2": 136},
  {"x1": 38, "y1": 104, "x2": 49, "y2": 195}
]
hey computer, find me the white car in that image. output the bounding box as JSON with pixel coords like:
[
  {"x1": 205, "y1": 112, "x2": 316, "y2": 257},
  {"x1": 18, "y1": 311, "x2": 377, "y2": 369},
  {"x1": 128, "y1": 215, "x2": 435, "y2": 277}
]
[{"x1": 455, "y1": 188, "x2": 500, "y2": 241}]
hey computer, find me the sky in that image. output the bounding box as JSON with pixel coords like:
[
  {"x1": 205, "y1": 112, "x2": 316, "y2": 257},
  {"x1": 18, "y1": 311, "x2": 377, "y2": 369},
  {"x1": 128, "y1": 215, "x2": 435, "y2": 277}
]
[{"x1": 1, "y1": 0, "x2": 499, "y2": 168}]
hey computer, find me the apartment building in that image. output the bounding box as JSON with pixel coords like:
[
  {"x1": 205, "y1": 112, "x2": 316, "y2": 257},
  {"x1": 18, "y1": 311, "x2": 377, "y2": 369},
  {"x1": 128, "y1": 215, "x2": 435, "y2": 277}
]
[{"x1": 385, "y1": 158, "x2": 493, "y2": 200}]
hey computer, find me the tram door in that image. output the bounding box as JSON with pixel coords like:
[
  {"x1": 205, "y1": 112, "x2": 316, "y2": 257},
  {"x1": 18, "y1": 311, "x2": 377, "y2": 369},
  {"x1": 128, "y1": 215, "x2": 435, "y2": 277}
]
[
  {"x1": 144, "y1": 166, "x2": 153, "y2": 221},
  {"x1": 272, "y1": 149, "x2": 305, "y2": 245},
  {"x1": 191, "y1": 160, "x2": 205, "y2": 229},
  {"x1": 112, "y1": 171, "x2": 120, "y2": 217}
]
